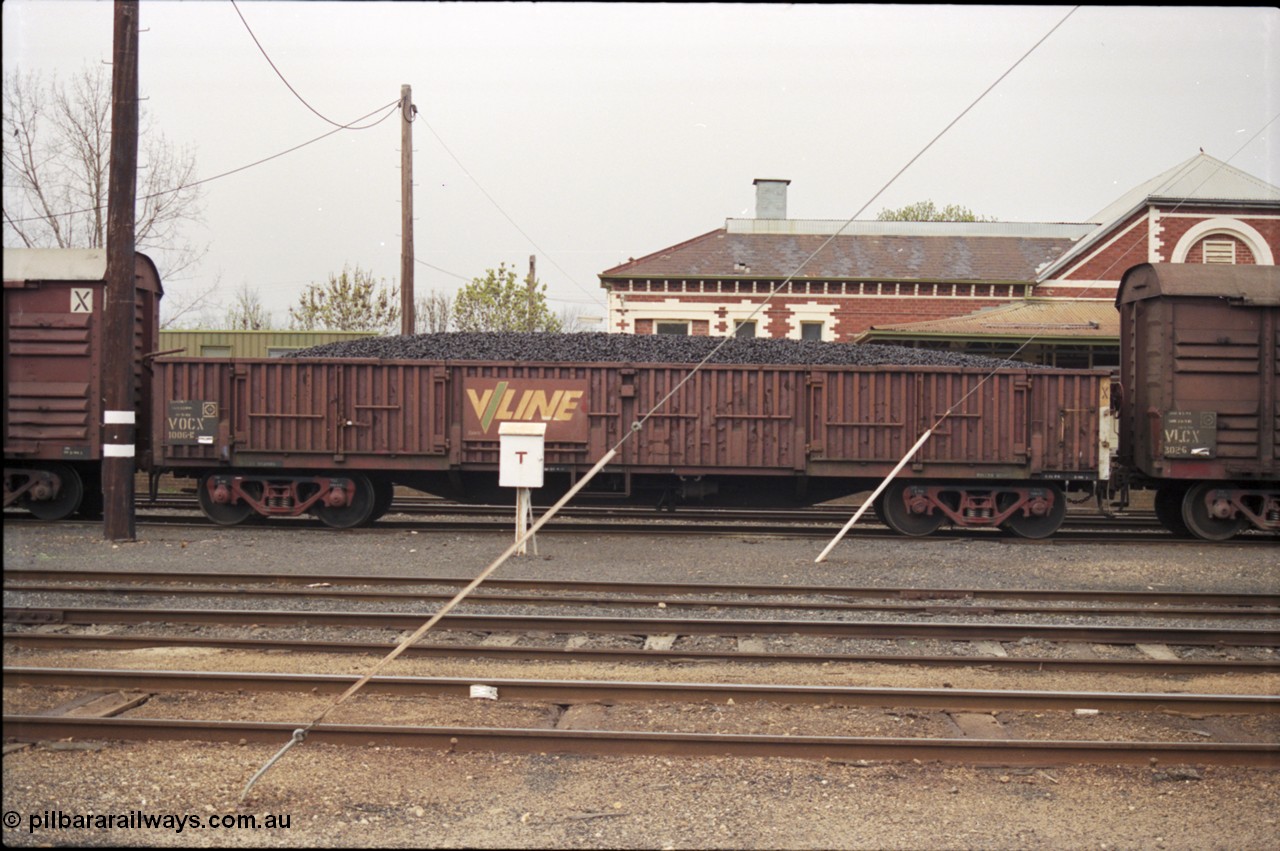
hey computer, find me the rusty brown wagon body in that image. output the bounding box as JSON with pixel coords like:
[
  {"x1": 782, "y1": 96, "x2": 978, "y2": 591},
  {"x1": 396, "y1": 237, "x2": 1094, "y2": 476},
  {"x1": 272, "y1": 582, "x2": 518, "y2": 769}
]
[
  {"x1": 3, "y1": 249, "x2": 163, "y2": 520},
  {"x1": 152, "y1": 354, "x2": 1110, "y2": 538},
  {"x1": 1116, "y1": 262, "x2": 1280, "y2": 539}
]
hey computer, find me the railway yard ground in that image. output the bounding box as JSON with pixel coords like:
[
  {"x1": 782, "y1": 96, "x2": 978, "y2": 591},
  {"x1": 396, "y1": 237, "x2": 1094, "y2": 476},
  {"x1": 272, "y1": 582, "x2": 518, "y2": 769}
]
[{"x1": 2, "y1": 512, "x2": 1278, "y2": 849}]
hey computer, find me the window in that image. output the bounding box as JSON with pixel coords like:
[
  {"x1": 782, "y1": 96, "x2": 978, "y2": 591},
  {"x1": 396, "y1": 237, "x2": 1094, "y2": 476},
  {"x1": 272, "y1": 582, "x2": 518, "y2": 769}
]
[
  {"x1": 1202, "y1": 239, "x2": 1236, "y2": 264},
  {"x1": 200, "y1": 345, "x2": 232, "y2": 357},
  {"x1": 734, "y1": 320, "x2": 757, "y2": 338},
  {"x1": 267, "y1": 347, "x2": 301, "y2": 358},
  {"x1": 800, "y1": 322, "x2": 823, "y2": 341},
  {"x1": 655, "y1": 321, "x2": 689, "y2": 335}
]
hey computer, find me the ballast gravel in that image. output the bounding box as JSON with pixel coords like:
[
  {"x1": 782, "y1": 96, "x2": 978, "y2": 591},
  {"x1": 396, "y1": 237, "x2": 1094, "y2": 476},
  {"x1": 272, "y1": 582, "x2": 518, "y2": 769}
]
[{"x1": 3, "y1": 520, "x2": 1278, "y2": 849}]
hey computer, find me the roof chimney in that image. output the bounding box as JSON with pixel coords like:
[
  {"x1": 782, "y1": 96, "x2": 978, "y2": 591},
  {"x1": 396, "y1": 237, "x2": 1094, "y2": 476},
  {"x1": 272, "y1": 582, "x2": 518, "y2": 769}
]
[{"x1": 753, "y1": 178, "x2": 790, "y2": 219}]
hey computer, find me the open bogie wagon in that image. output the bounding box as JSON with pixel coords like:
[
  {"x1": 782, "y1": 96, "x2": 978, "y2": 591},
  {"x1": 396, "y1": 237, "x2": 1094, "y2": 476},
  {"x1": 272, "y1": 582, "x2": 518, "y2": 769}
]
[{"x1": 154, "y1": 352, "x2": 1111, "y2": 538}]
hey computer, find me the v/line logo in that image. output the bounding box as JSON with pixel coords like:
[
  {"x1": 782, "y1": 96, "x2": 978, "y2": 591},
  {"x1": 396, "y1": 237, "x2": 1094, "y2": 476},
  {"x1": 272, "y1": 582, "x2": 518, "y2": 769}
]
[{"x1": 465, "y1": 380, "x2": 585, "y2": 434}]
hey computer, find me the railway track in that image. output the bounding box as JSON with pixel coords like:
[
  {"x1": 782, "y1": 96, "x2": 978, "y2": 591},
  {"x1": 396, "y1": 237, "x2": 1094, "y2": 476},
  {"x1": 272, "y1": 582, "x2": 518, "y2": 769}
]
[
  {"x1": 6, "y1": 665, "x2": 1278, "y2": 769},
  {"x1": 9, "y1": 713, "x2": 1275, "y2": 768},
  {"x1": 6, "y1": 549, "x2": 1276, "y2": 772},
  {"x1": 7, "y1": 605, "x2": 1278, "y2": 647},
  {"x1": 9, "y1": 665, "x2": 1278, "y2": 714},
  {"x1": 12, "y1": 499, "x2": 1277, "y2": 544},
  {"x1": 6, "y1": 570, "x2": 1278, "y2": 619},
  {"x1": 8, "y1": 631, "x2": 1275, "y2": 675}
]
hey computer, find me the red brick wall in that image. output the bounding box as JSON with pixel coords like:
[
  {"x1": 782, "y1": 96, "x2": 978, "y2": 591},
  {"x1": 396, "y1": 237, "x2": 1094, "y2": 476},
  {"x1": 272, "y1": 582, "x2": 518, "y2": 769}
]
[
  {"x1": 1063, "y1": 214, "x2": 1149, "y2": 281},
  {"x1": 616, "y1": 293, "x2": 1013, "y2": 340}
]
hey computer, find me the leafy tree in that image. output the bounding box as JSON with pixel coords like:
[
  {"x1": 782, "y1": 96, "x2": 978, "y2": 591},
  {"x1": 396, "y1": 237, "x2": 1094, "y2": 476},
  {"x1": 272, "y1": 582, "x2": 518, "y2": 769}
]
[
  {"x1": 288, "y1": 264, "x2": 399, "y2": 332},
  {"x1": 224, "y1": 284, "x2": 274, "y2": 330},
  {"x1": 2, "y1": 66, "x2": 206, "y2": 278},
  {"x1": 415, "y1": 290, "x2": 453, "y2": 333},
  {"x1": 453, "y1": 263, "x2": 562, "y2": 332},
  {"x1": 876, "y1": 200, "x2": 995, "y2": 222}
]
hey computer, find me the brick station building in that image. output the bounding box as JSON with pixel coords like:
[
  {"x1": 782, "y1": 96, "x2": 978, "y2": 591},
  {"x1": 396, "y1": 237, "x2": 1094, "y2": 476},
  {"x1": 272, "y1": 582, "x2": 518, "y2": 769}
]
[{"x1": 600, "y1": 153, "x2": 1279, "y2": 360}]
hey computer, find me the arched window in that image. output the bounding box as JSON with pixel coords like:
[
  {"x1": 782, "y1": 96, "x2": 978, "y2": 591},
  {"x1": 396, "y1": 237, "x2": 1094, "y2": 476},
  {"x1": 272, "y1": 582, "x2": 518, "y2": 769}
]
[{"x1": 1170, "y1": 217, "x2": 1274, "y2": 265}]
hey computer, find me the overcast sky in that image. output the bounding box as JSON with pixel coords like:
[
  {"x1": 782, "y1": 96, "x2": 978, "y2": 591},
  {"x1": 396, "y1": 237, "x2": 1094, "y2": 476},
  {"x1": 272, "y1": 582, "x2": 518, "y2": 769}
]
[{"x1": 4, "y1": 2, "x2": 1278, "y2": 327}]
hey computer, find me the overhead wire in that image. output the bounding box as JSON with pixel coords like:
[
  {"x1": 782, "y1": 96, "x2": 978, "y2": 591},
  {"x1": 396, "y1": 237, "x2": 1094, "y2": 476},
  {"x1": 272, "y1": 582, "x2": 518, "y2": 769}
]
[
  {"x1": 2, "y1": 100, "x2": 402, "y2": 228},
  {"x1": 419, "y1": 118, "x2": 610, "y2": 310},
  {"x1": 229, "y1": 0, "x2": 370, "y2": 131}
]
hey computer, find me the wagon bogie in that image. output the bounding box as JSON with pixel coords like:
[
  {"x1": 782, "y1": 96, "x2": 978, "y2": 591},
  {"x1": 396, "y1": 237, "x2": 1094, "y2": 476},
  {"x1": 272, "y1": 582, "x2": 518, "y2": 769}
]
[
  {"x1": 1179, "y1": 481, "x2": 1280, "y2": 541},
  {"x1": 3, "y1": 463, "x2": 85, "y2": 521},
  {"x1": 196, "y1": 470, "x2": 378, "y2": 528},
  {"x1": 879, "y1": 479, "x2": 1069, "y2": 538}
]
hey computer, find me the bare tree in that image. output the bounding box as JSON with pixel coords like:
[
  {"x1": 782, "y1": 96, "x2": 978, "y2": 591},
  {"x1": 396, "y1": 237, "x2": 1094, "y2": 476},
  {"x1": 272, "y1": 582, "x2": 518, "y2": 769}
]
[
  {"x1": 3, "y1": 66, "x2": 207, "y2": 281},
  {"x1": 224, "y1": 283, "x2": 275, "y2": 330},
  {"x1": 415, "y1": 290, "x2": 453, "y2": 333},
  {"x1": 289, "y1": 264, "x2": 399, "y2": 332}
]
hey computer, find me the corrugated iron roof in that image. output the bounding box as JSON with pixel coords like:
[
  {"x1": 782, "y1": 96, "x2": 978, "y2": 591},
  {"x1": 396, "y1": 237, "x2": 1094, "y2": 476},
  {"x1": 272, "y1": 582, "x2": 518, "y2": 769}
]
[
  {"x1": 1088, "y1": 153, "x2": 1280, "y2": 225},
  {"x1": 601, "y1": 228, "x2": 1078, "y2": 283},
  {"x1": 863, "y1": 299, "x2": 1119, "y2": 340}
]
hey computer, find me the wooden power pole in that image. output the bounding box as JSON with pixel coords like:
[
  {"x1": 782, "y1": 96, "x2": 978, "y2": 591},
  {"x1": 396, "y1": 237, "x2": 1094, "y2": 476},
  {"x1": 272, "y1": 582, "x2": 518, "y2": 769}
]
[
  {"x1": 527, "y1": 255, "x2": 537, "y2": 332},
  {"x1": 102, "y1": 0, "x2": 140, "y2": 541},
  {"x1": 400, "y1": 84, "x2": 415, "y2": 336}
]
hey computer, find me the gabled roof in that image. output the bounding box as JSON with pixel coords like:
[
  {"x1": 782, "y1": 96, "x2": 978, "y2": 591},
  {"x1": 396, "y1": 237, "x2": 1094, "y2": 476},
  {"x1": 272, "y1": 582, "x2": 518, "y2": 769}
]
[
  {"x1": 1088, "y1": 153, "x2": 1280, "y2": 224},
  {"x1": 859, "y1": 299, "x2": 1118, "y2": 342},
  {"x1": 1038, "y1": 153, "x2": 1280, "y2": 281},
  {"x1": 601, "y1": 224, "x2": 1083, "y2": 284}
]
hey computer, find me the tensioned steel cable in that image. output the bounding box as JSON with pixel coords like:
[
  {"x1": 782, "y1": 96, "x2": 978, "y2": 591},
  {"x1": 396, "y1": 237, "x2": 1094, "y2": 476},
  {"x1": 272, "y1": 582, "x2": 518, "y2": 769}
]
[{"x1": 240, "y1": 6, "x2": 1083, "y2": 802}]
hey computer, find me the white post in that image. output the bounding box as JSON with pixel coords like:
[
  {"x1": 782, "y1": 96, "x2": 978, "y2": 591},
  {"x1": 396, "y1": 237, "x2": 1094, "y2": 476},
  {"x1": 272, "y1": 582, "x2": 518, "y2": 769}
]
[{"x1": 500, "y1": 423, "x2": 546, "y2": 557}]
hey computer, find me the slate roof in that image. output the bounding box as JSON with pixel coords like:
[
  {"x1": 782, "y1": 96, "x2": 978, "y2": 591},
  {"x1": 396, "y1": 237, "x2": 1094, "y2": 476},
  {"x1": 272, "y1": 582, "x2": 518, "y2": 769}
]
[{"x1": 601, "y1": 226, "x2": 1081, "y2": 283}]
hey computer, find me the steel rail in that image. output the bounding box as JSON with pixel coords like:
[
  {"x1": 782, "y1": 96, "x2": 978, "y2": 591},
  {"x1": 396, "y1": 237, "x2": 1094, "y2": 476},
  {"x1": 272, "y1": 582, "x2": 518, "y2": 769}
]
[
  {"x1": 7, "y1": 568, "x2": 1276, "y2": 608},
  {"x1": 8, "y1": 632, "x2": 1275, "y2": 675},
  {"x1": 143, "y1": 495, "x2": 1163, "y2": 528},
  {"x1": 8, "y1": 580, "x2": 1276, "y2": 620},
  {"x1": 6, "y1": 715, "x2": 1276, "y2": 767},
  {"x1": 11, "y1": 510, "x2": 1275, "y2": 544},
  {"x1": 7, "y1": 605, "x2": 1280, "y2": 646},
  {"x1": 8, "y1": 666, "x2": 1278, "y2": 715}
]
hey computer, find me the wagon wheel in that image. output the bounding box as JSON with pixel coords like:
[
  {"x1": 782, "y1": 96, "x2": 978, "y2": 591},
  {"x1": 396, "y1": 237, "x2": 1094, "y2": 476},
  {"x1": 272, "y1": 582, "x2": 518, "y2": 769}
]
[
  {"x1": 880, "y1": 481, "x2": 945, "y2": 537},
  {"x1": 999, "y1": 484, "x2": 1067, "y2": 539},
  {"x1": 1153, "y1": 483, "x2": 1191, "y2": 537},
  {"x1": 871, "y1": 495, "x2": 890, "y2": 529},
  {"x1": 314, "y1": 474, "x2": 376, "y2": 529},
  {"x1": 197, "y1": 474, "x2": 255, "y2": 526},
  {"x1": 1181, "y1": 482, "x2": 1245, "y2": 542},
  {"x1": 365, "y1": 478, "x2": 395, "y2": 525},
  {"x1": 23, "y1": 464, "x2": 83, "y2": 521}
]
